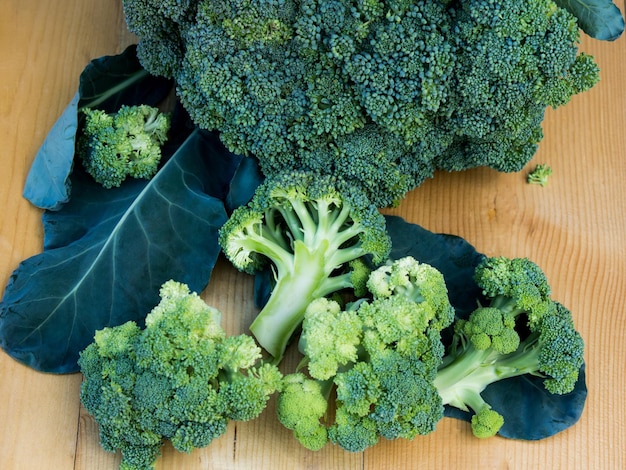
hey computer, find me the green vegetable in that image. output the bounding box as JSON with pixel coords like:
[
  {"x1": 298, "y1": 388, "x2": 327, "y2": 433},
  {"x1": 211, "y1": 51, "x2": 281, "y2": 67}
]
[
  {"x1": 527, "y1": 163, "x2": 553, "y2": 186},
  {"x1": 276, "y1": 255, "x2": 584, "y2": 449},
  {"x1": 434, "y1": 257, "x2": 584, "y2": 438},
  {"x1": 277, "y1": 256, "x2": 455, "y2": 451},
  {"x1": 122, "y1": 0, "x2": 605, "y2": 207},
  {"x1": 79, "y1": 104, "x2": 171, "y2": 188},
  {"x1": 79, "y1": 280, "x2": 282, "y2": 470},
  {"x1": 23, "y1": 45, "x2": 173, "y2": 210},
  {"x1": 218, "y1": 170, "x2": 391, "y2": 360}
]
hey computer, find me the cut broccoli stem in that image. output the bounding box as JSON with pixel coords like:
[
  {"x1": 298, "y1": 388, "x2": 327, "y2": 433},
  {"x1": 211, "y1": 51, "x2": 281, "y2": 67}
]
[
  {"x1": 220, "y1": 171, "x2": 391, "y2": 362},
  {"x1": 250, "y1": 238, "x2": 365, "y2": 362},
  {"x1": 434, "y1": 338, "x2": 542, "y2": 413}
]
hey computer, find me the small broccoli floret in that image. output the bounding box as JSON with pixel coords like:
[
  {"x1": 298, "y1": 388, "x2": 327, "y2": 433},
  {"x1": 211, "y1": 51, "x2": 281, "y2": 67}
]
[
  {"x1": 219, "y1": 171, "x2": 391, "y2": 360},
  {"x1": 275, "y1": 373, "x2": 330, "y2": 451},
  {"x1": 327, "y1": 405, "x2": 380, "y2": 452},
  {"x1": 527, "y1": 163, "x2": 553, "y2": 186},
  {"x1": 456, "y1": 307, "x2": 520, "y2": 354},
  {"x1": 78, "y1": 280, "x2": 282, "y2": 470},
  {"x1": 366, "y1": 256, "x2": 455, "y2": 331},
  {"x1": 78, "y1": 104, "x2": 171, "y2": 188},
  {"x1": 298, "y1": 298, "x2": 362, "y2": 381},
  {"x1": 470, "y1": 404, "x2": 505, "y2": 439},
  {"x1": 434, "y1": 257, "x2": 585, "y2": 438},
  {"x1": 277, "y1": 257, "x2": 452, "y2": 451}
]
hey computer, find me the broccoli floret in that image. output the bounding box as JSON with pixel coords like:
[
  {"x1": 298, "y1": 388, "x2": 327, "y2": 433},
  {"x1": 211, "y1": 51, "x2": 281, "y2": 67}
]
[
  {"x1": 78, "y1": 280, "x2": 282, "y2": 470},
  {"x1": 470, "y1": 404, "x2": 505, "y2": 439},
  {"x1": 275, "y1": 373, "x2": 331, "y2": 451},
  {"x1": 78, "y1": 104, "x2": 171, "y2": 188},
  {"x1": 433, "y1": 257, "x2": 585, "y2": 438},
  {"x1": 277, "y1": 256, "x2": 453, "y2": 451},
  {"x1": 218, "y1": 171, "x2": 391, "y2": 360},
  {"x1": 527, "y1": 163, "x2": 553, "y2": 186},
  {"x1": 122, "y1": 0, "x2": 199, "y2": 78},
  {"x1": 298, "y1": 298, "x2": 362, "y2": 380}
]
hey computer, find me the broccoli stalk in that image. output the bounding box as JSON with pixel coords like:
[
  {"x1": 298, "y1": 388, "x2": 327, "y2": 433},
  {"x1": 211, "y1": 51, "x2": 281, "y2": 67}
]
[
  {"x1": 434, "y1": 257, "x2": 585, "y2": 438},
  {"x1": 219, "y1": 171, "x2": 391, "y2": 361}
]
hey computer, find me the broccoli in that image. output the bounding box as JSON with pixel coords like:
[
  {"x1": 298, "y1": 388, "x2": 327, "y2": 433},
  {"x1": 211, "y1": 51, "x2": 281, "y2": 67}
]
[
  {"x1": 434, "y1": 256, "x2": 585, "y2": 438},
  {"x1": 78, "y1": 280, "x2": 282, "y2": 470},
  {"x1": 527, "y1": 163, "x2": 553, "y2": 186},
  {"x1": 78, "y1": 104, "x2": 171, "y2": 188},
  {"x1": 122, "y1": 0, "x2": 599, "y2": 207},
  {"x1": 277, "y1": 256, "x2": 455, "y2": 452},
  {"x1": 218, "y1": 170, "x2": 391, "y2": 361},
  {"x1": 277, "y1": 256, "x2": 584, "y2": 449}
]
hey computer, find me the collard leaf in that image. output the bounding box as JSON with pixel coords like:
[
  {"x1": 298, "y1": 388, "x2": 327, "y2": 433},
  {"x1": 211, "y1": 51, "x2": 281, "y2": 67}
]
[
  {"x1": 0, "y1": 129, "x2": 241, "y2": 373},
  {"x1": 77, "y1": 45, "x2": 172, "y2": 112},
  {"x1": 22, "y1": 45, "x2": 172, "y2": 210},
  {"x1": 555, "y1": 0, "x2": 625, "y2": 41},
  {"x1": 22, "y1": 92, "x2": 80, "y2": 210}
]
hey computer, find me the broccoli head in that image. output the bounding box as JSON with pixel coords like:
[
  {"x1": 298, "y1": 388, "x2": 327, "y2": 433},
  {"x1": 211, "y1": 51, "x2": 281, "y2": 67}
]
[
  {"x1": 218, "y1": 170, "x2": 391, "y2": 360},
  {"x1": 78, "y1": 280, "x2": 282, "y2": 470},
  {"x1": 434, "y1": 257, "x2": 585, "y2": 438},
  {"x1": 435, "y1": 0, "x2": 600, "y2": 174},
  {"x1": 78, "y1": 104, "x2": 171, "y2": 188},
  {"x1": 277, "y1": 256, "x2": 454, "y2": 451}
]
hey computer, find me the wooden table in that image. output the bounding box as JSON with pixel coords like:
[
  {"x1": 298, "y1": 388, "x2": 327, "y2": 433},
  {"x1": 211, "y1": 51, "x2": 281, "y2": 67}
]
[{"x1": 1, "y1": 1, "x2": 625, "y2": 469}]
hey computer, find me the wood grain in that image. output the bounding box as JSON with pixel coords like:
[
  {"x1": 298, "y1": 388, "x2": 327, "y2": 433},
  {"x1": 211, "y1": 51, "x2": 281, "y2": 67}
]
[{"x1": 1, "y1": 1, "x2": 624, "y2": 469}]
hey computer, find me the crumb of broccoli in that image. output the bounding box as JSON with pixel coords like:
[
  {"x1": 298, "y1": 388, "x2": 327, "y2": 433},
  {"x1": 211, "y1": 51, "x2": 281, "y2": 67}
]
[{"x1": 527, "y1": 163, "x2": 553, "y2": 186}]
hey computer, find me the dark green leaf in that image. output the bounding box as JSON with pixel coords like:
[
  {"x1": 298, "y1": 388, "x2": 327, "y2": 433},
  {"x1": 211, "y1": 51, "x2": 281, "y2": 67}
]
[
  {"x1": 22, "y1": 92, "x2": 80, "y2": 210},
  {"x1": 555, "y1": 0, "x2": 624, "y2": 41},
  {"x1": 22, "y1": 45, "x2": 172, "y2": 211},
  {"x1": 0, "y1": 129, "x2": 241, "y2": 373}
]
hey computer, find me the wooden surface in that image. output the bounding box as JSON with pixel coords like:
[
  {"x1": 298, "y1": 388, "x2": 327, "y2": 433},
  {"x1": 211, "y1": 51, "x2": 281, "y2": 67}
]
[{"x1": 1, "y1": 1, "x2": 625, "y2": 469}]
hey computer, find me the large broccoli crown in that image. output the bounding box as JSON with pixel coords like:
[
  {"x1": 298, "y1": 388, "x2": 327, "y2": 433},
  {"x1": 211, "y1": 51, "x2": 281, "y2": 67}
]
[
  {"x1": 123, "y1": 0, "x2": 600, "y2": 207},
  {"x1": 78, "y1": 280, "x2": 282, "y2": 469},
  {"x1": 172, "y1": 0, "x2": 453, "y2": 207}
]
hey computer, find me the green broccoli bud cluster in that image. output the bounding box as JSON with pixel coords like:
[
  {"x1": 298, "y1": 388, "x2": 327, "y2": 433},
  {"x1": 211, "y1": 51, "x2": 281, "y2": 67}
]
[
  {"x1": 278, "y1": 256, "x2": 454, "y2": 452},
  {"x1": 78, "y1": 104, "x2": 171, "y2": 188},
  {"x1": 527, "y1": 163, "x2": 553, "y2": 186},
  {"x1": 123, "y1": 0, "x2": 599, "y2": 207},
  {"x1": 78, "y1": 280, "x2": 282, "y2": 470},
  {"x1": 434, "y1": 257, "x2": 585, "y2": 438}
]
